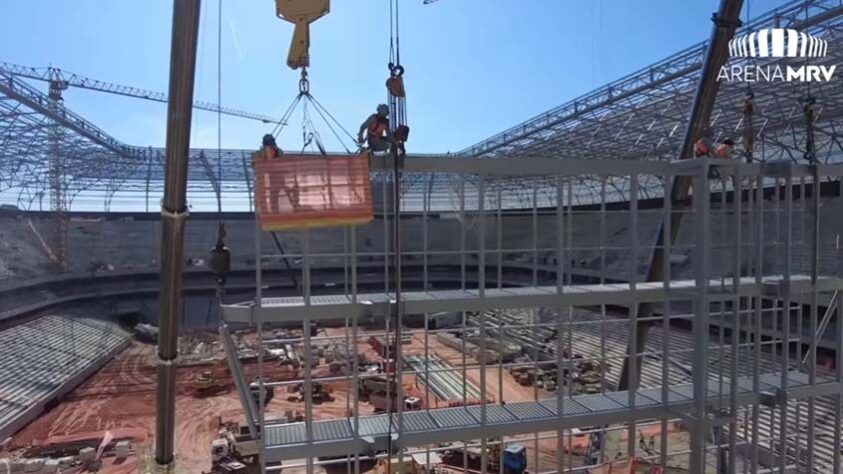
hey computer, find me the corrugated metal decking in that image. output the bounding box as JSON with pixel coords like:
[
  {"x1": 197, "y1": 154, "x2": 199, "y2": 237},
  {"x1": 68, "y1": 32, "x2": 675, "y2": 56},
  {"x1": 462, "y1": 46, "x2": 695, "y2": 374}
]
[{"x1": 259, "y1": 370, "x2": 839, "y2": 462}]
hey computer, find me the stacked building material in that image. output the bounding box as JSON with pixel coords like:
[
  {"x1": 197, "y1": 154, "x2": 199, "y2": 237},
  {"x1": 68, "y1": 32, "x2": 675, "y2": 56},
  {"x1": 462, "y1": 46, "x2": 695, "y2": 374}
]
[{"x1": 405, "y1": 355, "x2": 490, "y2": 404}]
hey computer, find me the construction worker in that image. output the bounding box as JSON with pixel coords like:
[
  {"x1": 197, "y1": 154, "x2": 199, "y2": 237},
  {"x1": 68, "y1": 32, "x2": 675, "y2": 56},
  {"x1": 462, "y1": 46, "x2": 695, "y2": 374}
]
[
  {"x1": 694, "y1": 129, "x2": 715, "y2": 158},
  {"x1": 259, "y1": 133, "x2": 282, "y2": 160},
  {"x1": 357, "y1": 104, "x2": 398, "y2": 153},
  {"x1": 253, "y1": 134, "x2": 302, "y2": 212},
  {"x1": 713, "y1": 138, "x2": 735, "y2": 159}
]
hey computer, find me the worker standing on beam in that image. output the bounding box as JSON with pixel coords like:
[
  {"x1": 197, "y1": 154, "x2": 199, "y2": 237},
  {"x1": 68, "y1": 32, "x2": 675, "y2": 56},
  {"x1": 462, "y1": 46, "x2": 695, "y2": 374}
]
[{"x1": 358, "y1": 104, "x2": 398, "y2": 153}]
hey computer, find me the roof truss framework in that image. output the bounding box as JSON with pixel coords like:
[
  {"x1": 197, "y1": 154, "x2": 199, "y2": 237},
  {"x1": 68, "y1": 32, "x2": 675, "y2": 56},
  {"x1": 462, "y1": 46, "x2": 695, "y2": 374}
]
[{"x1": 1, "y1": 0, "x2": 843, "y2": 211}]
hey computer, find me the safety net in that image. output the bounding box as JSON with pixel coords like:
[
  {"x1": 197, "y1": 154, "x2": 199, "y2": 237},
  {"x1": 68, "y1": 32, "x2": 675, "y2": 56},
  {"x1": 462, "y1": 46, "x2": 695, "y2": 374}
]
[{"x1": 253, "y1": 153, "x2": 374, "y2": 231}]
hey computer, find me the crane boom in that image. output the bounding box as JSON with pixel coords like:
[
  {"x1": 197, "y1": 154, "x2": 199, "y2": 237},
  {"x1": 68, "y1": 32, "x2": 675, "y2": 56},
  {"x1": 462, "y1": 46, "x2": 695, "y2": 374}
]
[{"x1": 0, "y1": 61, "x2": 281, "y2": 124}]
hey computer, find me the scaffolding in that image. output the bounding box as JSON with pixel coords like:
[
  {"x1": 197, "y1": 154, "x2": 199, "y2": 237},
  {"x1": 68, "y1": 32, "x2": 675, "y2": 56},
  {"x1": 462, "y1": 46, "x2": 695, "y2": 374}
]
[{"x1": 221, "y1": 156, "x2": 843, "y2": 473}]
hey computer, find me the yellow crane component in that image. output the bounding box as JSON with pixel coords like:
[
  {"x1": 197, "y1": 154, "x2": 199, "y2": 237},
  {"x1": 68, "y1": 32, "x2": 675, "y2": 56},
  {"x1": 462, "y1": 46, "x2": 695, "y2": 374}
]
[{"x1": 275, "y1": 0, "x2": 330, "y2": 70}]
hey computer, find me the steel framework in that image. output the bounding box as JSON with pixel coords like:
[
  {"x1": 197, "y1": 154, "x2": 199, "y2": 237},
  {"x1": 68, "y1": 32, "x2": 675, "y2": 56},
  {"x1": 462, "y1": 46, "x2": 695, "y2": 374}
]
[
  {"x1": 222, "y1": 156, "x2": 843, "y2": 473},
  {"x1": 2, "y1": 0, "x2": 843, "y2": 212}
]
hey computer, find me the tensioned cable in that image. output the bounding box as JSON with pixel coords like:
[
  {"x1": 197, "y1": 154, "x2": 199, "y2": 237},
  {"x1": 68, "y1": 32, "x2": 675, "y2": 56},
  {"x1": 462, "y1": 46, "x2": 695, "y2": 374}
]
[
  {"x1": 309, "y1": 96, "x2": 358, "y2": 145},
  {"x1": 270, "y1": 93, "x2": 305, "y2": 137},
  {"x1": 309, "y1": 99, "x2": 353, "y2": 154}
]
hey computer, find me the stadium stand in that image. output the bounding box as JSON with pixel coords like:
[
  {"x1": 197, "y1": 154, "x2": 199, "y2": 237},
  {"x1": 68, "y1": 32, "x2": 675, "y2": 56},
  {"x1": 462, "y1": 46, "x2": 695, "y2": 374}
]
[{"x1": 0, "y1": 310, "x2": 131, "y2": 441}]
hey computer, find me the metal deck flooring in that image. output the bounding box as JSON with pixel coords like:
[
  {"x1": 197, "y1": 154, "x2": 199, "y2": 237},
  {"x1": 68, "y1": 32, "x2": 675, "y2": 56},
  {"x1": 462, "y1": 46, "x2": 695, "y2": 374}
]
[
  {"x1": 260, "y1": 370, "x2": 841, "y2": 461},
  {"x1": 222, "y1": 275, "x2": 841, "y2": 324}
]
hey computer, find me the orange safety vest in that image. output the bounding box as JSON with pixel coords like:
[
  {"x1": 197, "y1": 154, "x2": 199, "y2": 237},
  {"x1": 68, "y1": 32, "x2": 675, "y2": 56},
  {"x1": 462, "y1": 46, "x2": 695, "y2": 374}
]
[
  {"x1": 694, "y1": 139, "x2": 710, "y2": 157},
  {"x1": 368, "y1": 116, "x2": 388, "y2": 139},
  {"x1": 713, "y1": 143, "x2": 732, "y2": 159}
]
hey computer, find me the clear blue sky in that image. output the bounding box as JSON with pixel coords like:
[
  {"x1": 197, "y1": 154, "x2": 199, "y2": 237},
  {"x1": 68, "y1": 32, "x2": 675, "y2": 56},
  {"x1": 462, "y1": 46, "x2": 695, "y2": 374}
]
[{"x1": 1, "y1": 0, "x2": 783, "y2": 155}]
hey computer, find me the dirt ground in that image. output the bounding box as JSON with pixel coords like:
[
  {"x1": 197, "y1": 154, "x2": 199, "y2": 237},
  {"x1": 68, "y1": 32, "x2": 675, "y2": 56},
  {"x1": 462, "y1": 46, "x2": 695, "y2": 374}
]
[
  {"x1": 3, "y1": 339, "x2": 301, "y2": 474},
  {"x1": 2, "y1": 326, "x2": 689, "y2": 474}
]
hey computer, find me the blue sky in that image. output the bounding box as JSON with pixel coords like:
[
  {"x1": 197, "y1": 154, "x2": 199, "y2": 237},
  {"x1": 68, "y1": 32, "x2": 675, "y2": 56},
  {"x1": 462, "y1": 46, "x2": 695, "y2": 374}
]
[{"x1": 2, "y1": 0, "x2": 784, "y2": 155}]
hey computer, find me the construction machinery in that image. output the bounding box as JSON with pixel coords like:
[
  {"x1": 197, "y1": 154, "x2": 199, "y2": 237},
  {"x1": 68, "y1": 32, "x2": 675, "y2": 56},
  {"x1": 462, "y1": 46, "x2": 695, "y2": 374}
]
[
  {"x1": 211, "y1": 421, "x2": 260, "y2": 468},
  {"x1": 249, "y1": 379, "x2": 275, "y2": 406},
  {"x1": 443, "y1": 443, "x2": 527, "y2": 474},
  {"x1": 286, "y1": 381, "x2": 333, "y2": 403},
  {"x1": 193, "y1": 362, "x2": 230, "y2": 398}
]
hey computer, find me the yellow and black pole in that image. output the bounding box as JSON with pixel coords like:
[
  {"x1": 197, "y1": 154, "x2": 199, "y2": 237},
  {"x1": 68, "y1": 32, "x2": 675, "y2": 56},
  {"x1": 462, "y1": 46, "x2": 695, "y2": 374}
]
[{"x1": 155, "y1": 0, "x2": 201, "y2": 472}]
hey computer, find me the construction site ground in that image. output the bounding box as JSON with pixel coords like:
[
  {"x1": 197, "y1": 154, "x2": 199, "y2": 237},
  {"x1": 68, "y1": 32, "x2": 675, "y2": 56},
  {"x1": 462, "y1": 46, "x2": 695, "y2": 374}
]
[
  {"x1": 1, "y1": 325, "x2": 694, "y2": 473},
  {"x1": 0, "y1": 332, "x2": 360, "y2": 474}
]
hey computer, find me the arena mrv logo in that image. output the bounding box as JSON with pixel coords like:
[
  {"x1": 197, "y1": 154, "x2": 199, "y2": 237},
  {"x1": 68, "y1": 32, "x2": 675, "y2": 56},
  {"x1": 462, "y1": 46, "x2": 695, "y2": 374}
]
[{"x1": 718, "y1": 28, "x2": 836, "y2": 82}]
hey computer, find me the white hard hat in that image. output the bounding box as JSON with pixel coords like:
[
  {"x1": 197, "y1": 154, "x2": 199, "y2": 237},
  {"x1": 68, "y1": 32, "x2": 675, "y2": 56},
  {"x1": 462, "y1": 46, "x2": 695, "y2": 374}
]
[{"x1": 377, "y1": 104, "x2": 389, "y2": 115}]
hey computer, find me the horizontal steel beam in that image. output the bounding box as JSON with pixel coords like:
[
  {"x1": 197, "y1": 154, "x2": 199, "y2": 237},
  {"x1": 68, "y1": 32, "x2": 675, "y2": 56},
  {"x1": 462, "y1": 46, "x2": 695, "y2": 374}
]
[{"x1": 221, "y1": 275, "x2": 843, "y2": 324}]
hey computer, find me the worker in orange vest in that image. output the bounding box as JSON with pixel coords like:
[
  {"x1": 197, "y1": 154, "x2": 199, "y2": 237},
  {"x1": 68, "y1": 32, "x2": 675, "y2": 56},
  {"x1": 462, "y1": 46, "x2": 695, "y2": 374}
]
[
  {"x1": 260, "y1": 134, "x2": 283, "y2": 159},
  {"x1": 694, "y1": 129, "x2": 715, "y2": 158},
  {"x1": 713, "y1": 138, "x2": 735, "y2": 159},
  {"x1": 254, "y1": 134, "x2": 301, "y2": 212},
  {"x1": 357, "y1": 104, "x2": 397, "y2": 152}
]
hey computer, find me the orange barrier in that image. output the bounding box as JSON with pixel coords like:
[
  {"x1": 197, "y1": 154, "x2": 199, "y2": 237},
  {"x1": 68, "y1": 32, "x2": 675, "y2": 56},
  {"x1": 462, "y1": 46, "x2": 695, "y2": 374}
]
[{"x1": 253, "y1": 153, "x2": 374, "y2": 231}]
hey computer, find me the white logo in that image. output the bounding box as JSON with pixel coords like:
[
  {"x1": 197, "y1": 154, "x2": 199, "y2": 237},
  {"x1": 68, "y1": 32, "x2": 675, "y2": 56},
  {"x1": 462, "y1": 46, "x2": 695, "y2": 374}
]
[
  {"x1": 718, "y1": 28, "x2": 835, "y2": 83},
  {"x1": 729, "y1": 28, "x2": 828, "y2": 58}
]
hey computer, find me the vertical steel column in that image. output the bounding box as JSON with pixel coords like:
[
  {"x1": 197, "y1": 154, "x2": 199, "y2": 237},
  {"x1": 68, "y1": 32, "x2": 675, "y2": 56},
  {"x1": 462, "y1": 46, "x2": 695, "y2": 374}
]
[
  {"x1": 458, "y1": 181, "x2": 468, "y2": 474},
  {"x1": 383, "y1": 175, "x2": 390, "y2": 294},
  {"x1": 778, "y1": 169, "x2": 792, "y2": 474},
  {"x1": 751, "y1": 170, "x2": 764, "y2": 474},
  {"x1": 530, "y1": 183, "x2": 539, "y2": 473},
  {"x1": 690, "y1": 160, "x2": 711, "y2": 473},
  {"x1": 154, "y1": 1, "x2": 201, "y2": 470},
  {"x1": 496, "y1": 185, "x2": 505, "y2": 463},
  {"x1": 565, "y1": 178, "x2": 574, "y2": 473},
  {"x1": 659, "y1": 172, "x2": 673, "y2": 470},
  {"x1": 598, "y1": 177, "x2": 609, "y2": 467},
  {"x1": 555, "y1": 177, "x2": 565, "y2": 474},
  {"x1": 146, "y1": 149, "x2": 154, "y2": 213},
  {"x1": 532, "y1": 184, "x2": 538, "y2": 287},
  {"x1": 477, "y1": 175, "x2": 487, "y2": 474},
  {"x1": 834, "y1": 288, "x2": 843, "y2": 474},
  {"x1": 391, "y1": 150, "x2": 405, "y2": 457},
  {"x1": 242, "y1": 152, "x2": 253, "y2": 213},
  {"x1": 303, "y1": 230, "x2": 313, "y2": 474},
  {"x1": 619, "y1": 0, "x2": 744, "y2": 393},
  {"x1": 254, "y1": 149, "x2": 266, "y2": 473},
  {"x1": 728, "y1": 164, "x2": 742, "y2": 473},
  {"x1": 627, "y1": 174, "x2": 639, "y2": 457},
  {"x1": 351, "y1": 223, "x2": 361, "y2": 474},
  {"x1": 459, "y1": 181, "x2": 467, "y2": 401},
  {"x1": 806, "y1": 160, "x2": 821, "y2": 473},
  {"x1": 497, "y1": 187, "x2": 503, "y2": 289}
]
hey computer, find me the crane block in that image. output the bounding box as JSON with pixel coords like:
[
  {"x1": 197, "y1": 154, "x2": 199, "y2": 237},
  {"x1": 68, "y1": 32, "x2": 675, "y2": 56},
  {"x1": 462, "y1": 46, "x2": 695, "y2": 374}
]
[{"x1": 275, "y1": 0, "x2": 330, "y2": 70}]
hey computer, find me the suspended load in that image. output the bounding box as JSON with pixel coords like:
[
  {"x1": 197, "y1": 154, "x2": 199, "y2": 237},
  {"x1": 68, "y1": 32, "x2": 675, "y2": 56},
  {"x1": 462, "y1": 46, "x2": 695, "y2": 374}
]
[
  {"x1": 256, "y1": 0, "x2": 373, "y2": 232},
  {"x1": 253, "y1": 152, "x2": 373, "y2": 231}
]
